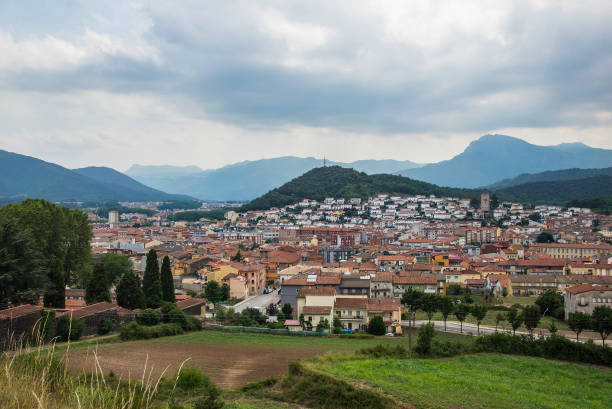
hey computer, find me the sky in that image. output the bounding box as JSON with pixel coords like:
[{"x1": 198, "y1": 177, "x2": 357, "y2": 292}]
[{"x1": 1, "y1": 0, "x2": 611, "y2": 171}]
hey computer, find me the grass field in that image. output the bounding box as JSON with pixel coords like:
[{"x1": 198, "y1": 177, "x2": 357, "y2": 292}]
[{"x1": 318, "y1": 354, "x2": 612, "y2": 409}]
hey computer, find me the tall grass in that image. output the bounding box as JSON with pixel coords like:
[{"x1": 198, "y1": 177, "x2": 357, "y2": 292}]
[{"x1": 0, "y1": 323, "x2": 169, "y2": 409}]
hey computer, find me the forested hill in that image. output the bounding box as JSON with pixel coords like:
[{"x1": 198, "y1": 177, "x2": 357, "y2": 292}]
[
  {"x1": 240, "y1": 166, "x2": 476, "y2": 211},
  {"x1": 487, "y1": 167, "x2": 612, "y2": 189},
  {"x1": 494, "y1": 175, "x2": 612, "y2": 205},
  {"x1": 240, "y1": 167, "x2": 612, "y2": 211}
]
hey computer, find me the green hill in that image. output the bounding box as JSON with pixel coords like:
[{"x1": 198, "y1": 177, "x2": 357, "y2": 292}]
[
  {"x1": 240, "y1": 166, "x2": 475, "y2": 211},
  {"x1": 494, "y1": 175, "x2": 612, "y2": 204},
  {"x1": 487, "y1": 167, "x2": 612, "y2": 189}
]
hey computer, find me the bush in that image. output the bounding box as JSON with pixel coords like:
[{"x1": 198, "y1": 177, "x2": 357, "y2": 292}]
[
  {"x1": 55, "y1": 315, "x2": 84, "y2": 342},
  {"x1": 431, "y1": 340, "x2": 468, "y2": 357},
  {"x1": 367, "y1": 316, "x2": 386, "y2": 336},
  {"x1": 175, "y1": 367, "x2": 223, "y2": 409},
  {"x1": 136, "y1": 309, "x2": 161, "y2": 326},
  {"x1": 473, "y1": 332, "x2": 612, "y2": 367},
  {"x1": 161, "y1": 302, "x2": 187, "y2": 328},
  {"x1": 38, "y1": 309, "x2": 55, "y2": 342},
  {"x1": 97, "y1": 318, "x2": 114, "y2": 335},
  {"x1": 358, "y1": 344, "x2": 410, "y2": 359},
  {"x1": 415, "y1": 323, "x2": 435, "y2": 355},
  {"x1": 119, "y1": 321, "x2": 183, "y2": 341},
  {"x1": 338, "y1": 333, "x2": 374, "y2": 339},
  {"x1": 184, "y1": 315, "x2": 202, "y2": 331}
]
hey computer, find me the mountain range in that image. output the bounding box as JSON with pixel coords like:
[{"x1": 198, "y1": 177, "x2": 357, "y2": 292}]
[
  {"x1": 126, "y1": 157, "x2": 421, "y2": 201},
  {"x1": 397, "y1": 134, "x2": 612, "y2": 187},
  {"x1": 0, "y1": 150, "x2": 190, "y2": 202},
  {"x1": 127, "y1": 134, "x2": 612, "y2": 200},
  {"x1": 487, "y1": 167, "x2": 612, "y2": 190}
]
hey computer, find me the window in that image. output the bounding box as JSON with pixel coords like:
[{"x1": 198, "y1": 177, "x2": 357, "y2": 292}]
[{"x1": 308, "y1": 316, "x2": 312, "y2": 321}]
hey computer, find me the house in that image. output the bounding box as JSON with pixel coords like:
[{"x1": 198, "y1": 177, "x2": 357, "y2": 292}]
[
  {"x1": 61, "y1": 302, "x2": 133, "y2": 336},
  {"x1": 284, "y1": 319, "x2": 302, "y2": 332},
  {"x1": 485, "y1": 274, "x2": 510, "y2": 295},
  {"x1": 0, "y1": 304, "x2": 42, "y2": 346},
  {"x1": 232, "y1": 263, "x2": 267, "y2": 296},
  {"x1": 392, "y1": 275, "x2": 442, "y2": 297},
  {"x1": 370, "y1": 272, "x2": 394, "y2": 298},
  {"x1": 334, "y1": 297, "x2": 368, "y2": 332},
  {"x1": 466, "y1": 278, "x2": 487, "y2": 294},
  {"x1": 296, "y1": 287, "x2": 336, "y2": 330},
  {"x1": 366, "y1": 297, "x2": 403, "y2": 335},
  {"x1": 564, "y1": 284, "x2": 612, "y2": 320}
]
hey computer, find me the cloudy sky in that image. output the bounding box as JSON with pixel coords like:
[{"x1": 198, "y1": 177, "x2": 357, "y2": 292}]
[{"x1": 1, "y1": 1, "x2": 611, "y2": 171}]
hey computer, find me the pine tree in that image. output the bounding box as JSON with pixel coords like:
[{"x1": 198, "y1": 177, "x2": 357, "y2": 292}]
[
  {"x1": 160, "y1": 256, "x2": 175, "y2": 303},
  {"x1": 85, "y1": 262, "x2": 110, "y2": 305},
  {"x1": 116, "y1": 271, "x2": 146, "y2": 310},
  {"x1": 142, "y1": 249, "x2": 162, "y2": 308}
]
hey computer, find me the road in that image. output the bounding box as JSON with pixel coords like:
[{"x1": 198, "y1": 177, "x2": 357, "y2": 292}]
[
  {"x1": 232, "y1": 289, "x2": 280, "y2": 313},
  {"x1": 405, "y1": 320, "x2": 543, "y2": 338}
]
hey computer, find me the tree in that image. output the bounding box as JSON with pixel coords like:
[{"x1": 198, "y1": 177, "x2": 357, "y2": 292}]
[
  {"x1": 522, "y1": 305, "x2": 541, "y2": 335},
  {"x1": 495, "y1": 312, "x2": 505, "y2": 332},
  {"x1": 0, "y1": 216, "x2": 48, "y2": 307},
  {"x1": 160, "y1": 256, "x2": 175, "y2": 303},
  {"x1": 535, "y1": 290, "x2": 564, "y2": 319},
  {"x1": 332, "y1": 317, "x2": 343, "y2": 334},
  {"x1": 591, "y1": 306, "x2": 612, "y2": 346},
  {"x1": 536, "y1": 231, "x2": 555, "y2": 243},
  {"x1": 415, "y1": 323, "x2": 435, "y2": 355},
  {"x1": 402, "y1": 288, "x2": 422, "y2": 326},
  {"x1": 116, "y1": 271, "x2": 146, "y2": 310},
  {"x1": 231, "y1": 249, "x2": 244, "y2": 262},
  {"x1": 507, "y1": 307, "x2": 523, "y2": 335},
  {"x1": 471, "y1": 304, "x2": 487, "y2": 335},
  {"x1": 0, "y1": 199, "x2": 92, "y2": 308},
  {"x1": 142, "y1": 249, "x2": 162, "y2": 308},
  {"x1": 316, "y1": 318, "x2": 330, "y2": 332},
  {"x1": 438, "y1": 296, "x2": 454, "y2": 332},
  {"x1": 266, "y1": 303, "x2": 278, "y2": 316},
  {"x1": 220, "y1": 284, "x2": 230, "y2": 301},
  {"x1": 454, "y1": 304, "x2": 470, "y2": 333},
  {"x1": 420, "y1": 294, "x2": 439, "y2": 323},
  {"x1": 205, "y1": 280, "x2": 221, "y2": 303},
  {"x1": 96, "y1": 253, "x2": 132, "y2": 288},
  {"x1": 85, "y1": 262, "x2": 110, "y2": 305},
  {"x1": 568, "y1": 312, "x2": 591, "y2": 342},
  {"x1": 368, "y1": 316, "x2": 386, "y2": 335},
  {"x1": 280, "y1": 303, "x2": 293, "y2": 320}
]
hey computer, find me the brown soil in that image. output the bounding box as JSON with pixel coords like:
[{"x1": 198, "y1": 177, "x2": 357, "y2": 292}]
[{"x1": 63, "y1": 341, "x2": 323, "y2": 389}]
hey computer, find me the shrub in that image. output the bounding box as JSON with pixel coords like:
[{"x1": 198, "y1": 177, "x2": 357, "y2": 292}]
[
  {"x1": 431, "y1": 340, "x2": 467, "y2": 357},
  {"x1": 358, "y1": 344, "x2": 410, "y2": 359},
  {"x1": 415, "y1": 323, "x2": 435, "y2": 355},
  {"x1": 367, "y1": 316, "x2": 386, "y2": 336},
  {"x1": 55, "y1": 315, "x2": 84, "y2": 342},
  {"x1": 119, "y1": 321, "x2": 183, "y2": 341},
  {"x1": 97, "y1": 318, "x2": 114, "y2": 335},
  {"x1": 38, "y1": 309, "x2": 55, "y2": 342},
  {"x1": 136, "y1": 309, "x2": 161, "y2": 326},
  {"x1": 175, "y1": 367, "x2": 224, "y2": 409},
  {"x1": 338, "y1": 333, "x2": 374, "y2": 339},
  {"x1": 176, "y1": 367, "x2": 206, "y2": 390},
  {"x1": 161, "y1": 302, "x2": 187, "y2": 328},
  {"x1": 184, "y1": 315, "x2": 202, "y2": 331},
  {"x1": 473, "y1": 332, "x2": 612, "y2": 367}
]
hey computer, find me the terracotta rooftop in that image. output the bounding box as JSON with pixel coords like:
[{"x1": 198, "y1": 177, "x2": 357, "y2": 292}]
[
  {"x1": 566, "y1": 284, "x2": 612, "y2": 294},
  {"x1": 0, "y1": 304, "x2": 41, "y2": 319},
  {"x1": 334, "y1": 298, "x2": 367, "y2": 309},
  {"x1": 302, "y1": 306, "x2": 333, "y2": 315},
  {"x1": 297, "y1": 287, "x2": 336, "y2": 297}
]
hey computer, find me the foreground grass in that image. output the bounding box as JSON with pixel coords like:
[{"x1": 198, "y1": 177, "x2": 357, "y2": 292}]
[{"x1": 319, "y1": 354, "x2": 612, "y2": 409}]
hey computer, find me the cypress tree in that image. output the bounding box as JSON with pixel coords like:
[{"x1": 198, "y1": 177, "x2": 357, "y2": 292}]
[
  {"x1": 160, "y1": 256, "x2": 175, "y2": 303},
  {"x1": 142, "y1": 249, "x2": 162, "y2": 308},
  {"x1": 116, "y1": 271, "x2": 146, "y2": 310},
  {"x1": 85, "y1": 262, "x2": 111, "y2": 305}
]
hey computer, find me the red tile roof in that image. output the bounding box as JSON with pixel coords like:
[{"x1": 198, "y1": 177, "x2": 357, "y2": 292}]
[
  {"x1": 297, "y1": 287, "x2": 336, "y2": 297},
  {"x1": 0, "y1": 304, "x2": 41, "y2": 319},
  {"x1": 302, "y1": 306, "x2": 332, "y2": 315}
]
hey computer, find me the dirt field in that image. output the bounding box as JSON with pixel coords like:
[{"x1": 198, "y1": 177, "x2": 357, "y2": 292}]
[{"x1": 64, "y1": 338, "x2": 331, "y2": 389}]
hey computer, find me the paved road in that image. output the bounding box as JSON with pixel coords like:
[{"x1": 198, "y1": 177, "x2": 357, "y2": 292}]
[
  {"x1": 404, "y1": 320, "x2": 540, "y2": 338},
  {"x1": 232, "y1": 289, "x2": 280, "y2": 313}
]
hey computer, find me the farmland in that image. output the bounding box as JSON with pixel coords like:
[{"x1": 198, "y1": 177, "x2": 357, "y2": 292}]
[{"x1": 64, "y1": 329, "x2": 466, "y2": 388}]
